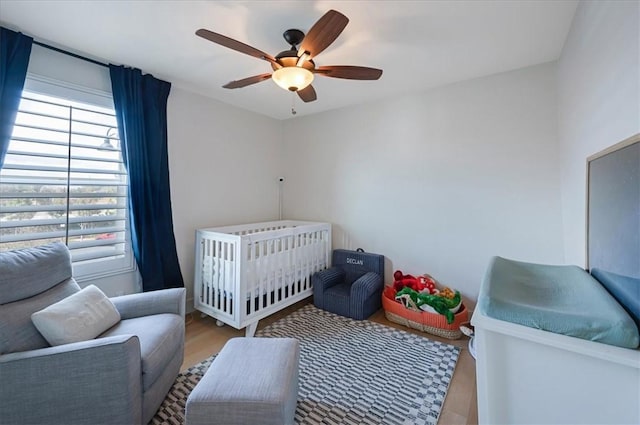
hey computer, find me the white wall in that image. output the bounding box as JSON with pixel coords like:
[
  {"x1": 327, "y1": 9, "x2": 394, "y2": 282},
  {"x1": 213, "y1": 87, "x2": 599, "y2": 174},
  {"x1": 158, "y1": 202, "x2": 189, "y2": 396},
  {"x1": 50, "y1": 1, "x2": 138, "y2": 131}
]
[
  {"x1": 282, "y1": 62, "x2": 565, "y2": 302},
  {"x1": 26, "y1": 44, "x2": 112, "y2": 94},
  {"x1": 557, "y1": 0, "x2": 640, "y2": 267},
  {"x1": 167, "y1": 87, "x2": 283, "y2": 307}
]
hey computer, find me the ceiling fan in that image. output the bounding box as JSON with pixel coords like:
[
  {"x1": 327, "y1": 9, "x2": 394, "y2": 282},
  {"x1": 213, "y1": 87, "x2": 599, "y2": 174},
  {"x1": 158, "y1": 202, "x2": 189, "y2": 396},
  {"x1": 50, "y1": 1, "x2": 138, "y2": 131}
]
[{"x1": 196, "y1": 9, "x2": 383, "y2": 103}]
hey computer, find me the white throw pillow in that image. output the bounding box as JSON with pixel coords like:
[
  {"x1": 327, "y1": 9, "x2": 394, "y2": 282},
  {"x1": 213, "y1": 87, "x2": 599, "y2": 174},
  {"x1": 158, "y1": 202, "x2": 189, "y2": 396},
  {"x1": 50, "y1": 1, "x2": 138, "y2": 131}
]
[{"x1": 32, "y1": 284, "x2": 121, "y2": 346}]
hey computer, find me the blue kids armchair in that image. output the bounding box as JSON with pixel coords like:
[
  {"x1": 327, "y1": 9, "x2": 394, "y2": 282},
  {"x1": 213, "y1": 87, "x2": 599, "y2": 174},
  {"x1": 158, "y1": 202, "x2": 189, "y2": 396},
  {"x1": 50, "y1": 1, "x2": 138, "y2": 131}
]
[{"x1": 312, "y1": 249, "x2": 385, "y2": 320}]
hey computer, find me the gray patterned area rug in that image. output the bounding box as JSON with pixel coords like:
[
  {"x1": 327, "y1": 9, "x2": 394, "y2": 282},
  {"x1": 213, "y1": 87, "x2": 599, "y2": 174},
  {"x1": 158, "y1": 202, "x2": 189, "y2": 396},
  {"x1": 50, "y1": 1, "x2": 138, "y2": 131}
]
[{"x1": 151, "y1": 304, "x2": 460, "y2": 425}]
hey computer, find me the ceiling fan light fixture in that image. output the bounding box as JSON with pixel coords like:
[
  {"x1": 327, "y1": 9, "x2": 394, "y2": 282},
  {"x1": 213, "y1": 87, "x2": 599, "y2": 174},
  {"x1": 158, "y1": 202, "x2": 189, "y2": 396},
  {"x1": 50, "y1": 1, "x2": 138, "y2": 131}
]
[{"x1": 272, "y1": 66, "x2": 314, "y2": 92}]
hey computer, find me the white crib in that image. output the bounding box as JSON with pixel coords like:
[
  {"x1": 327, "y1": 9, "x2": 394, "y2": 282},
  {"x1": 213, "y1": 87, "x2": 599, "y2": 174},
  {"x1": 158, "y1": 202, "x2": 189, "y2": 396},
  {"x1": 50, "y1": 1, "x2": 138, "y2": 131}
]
[{"x1": 194, "y1": 220, "x2": 331, "y2": 336}]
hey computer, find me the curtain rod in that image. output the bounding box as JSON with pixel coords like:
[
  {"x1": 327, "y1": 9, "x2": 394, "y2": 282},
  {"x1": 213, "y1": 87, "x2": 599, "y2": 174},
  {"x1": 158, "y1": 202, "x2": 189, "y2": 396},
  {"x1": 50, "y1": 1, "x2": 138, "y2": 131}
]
[{"x1": 33, "y1": 40, "x2": 109, "y2": 69}]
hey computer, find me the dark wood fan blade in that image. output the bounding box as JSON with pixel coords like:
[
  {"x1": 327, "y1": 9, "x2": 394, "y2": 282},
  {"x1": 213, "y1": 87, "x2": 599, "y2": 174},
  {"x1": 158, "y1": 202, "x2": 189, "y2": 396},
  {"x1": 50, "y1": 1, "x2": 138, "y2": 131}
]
[
  {"x1": 196, "y1": 29, "x2": 276, "y2": 63},
  {"x1": 315, "y1": 66, "x2": 383, "y2": 80},
  {"x1": 297, "y1": 85, "x2": 317, "y2": 102},
  {"x1": 298, "y1": 10, "x2": 349, "y2": 59},
  {"x1": 223, "y1": 73, "x2": 272, "y2": 89}
]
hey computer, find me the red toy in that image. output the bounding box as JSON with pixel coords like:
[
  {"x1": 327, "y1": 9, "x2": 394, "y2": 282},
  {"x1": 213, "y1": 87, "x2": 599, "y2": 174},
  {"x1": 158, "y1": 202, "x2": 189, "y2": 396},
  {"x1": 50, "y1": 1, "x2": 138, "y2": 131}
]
[{"x1": 393, "y1": 270, "x2": 437, "y2": 294}]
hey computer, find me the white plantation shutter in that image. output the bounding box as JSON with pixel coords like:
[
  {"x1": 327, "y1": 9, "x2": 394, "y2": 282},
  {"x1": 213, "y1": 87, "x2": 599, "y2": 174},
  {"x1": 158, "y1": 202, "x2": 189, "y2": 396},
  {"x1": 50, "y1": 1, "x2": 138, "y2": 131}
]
[{"x1": 0, "y1": 88, "x2": 134, "y2": 277}]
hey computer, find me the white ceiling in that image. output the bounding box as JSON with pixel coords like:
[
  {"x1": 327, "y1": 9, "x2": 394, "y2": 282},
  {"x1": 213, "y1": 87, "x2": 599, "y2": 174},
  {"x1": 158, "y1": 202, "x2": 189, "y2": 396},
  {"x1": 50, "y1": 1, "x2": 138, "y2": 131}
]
[{"x1": 0, "y1": 0, "x2": 578, "y2": 120}]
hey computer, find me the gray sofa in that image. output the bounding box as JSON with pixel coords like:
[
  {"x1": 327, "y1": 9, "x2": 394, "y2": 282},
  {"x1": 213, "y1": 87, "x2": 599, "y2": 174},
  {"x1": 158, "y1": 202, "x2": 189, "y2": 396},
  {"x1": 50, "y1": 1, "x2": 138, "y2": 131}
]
[{"x1": 0, "y1": 242, "x2": 185, "y2": 424}]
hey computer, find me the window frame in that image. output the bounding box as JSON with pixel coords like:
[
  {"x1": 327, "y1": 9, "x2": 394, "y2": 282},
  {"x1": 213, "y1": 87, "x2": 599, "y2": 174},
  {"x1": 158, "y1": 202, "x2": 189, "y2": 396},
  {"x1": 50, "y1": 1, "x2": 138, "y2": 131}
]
[{"x1": 1, "y1": 74, "x2": 136, "y2": 281}]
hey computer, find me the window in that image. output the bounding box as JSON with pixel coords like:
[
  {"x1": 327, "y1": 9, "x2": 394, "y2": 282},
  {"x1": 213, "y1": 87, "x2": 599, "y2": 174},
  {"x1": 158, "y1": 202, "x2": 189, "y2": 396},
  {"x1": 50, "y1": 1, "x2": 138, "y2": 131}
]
[{"x1": 0, "y1": 82, "x2": 134, "y2": 279}]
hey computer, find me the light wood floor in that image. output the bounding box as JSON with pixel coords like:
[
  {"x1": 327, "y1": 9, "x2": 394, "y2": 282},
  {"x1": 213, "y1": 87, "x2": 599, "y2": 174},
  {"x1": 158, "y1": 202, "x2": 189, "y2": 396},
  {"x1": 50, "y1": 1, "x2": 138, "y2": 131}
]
[{"x1": 182, "y1": 300, "x2": 478, "y2": 425}]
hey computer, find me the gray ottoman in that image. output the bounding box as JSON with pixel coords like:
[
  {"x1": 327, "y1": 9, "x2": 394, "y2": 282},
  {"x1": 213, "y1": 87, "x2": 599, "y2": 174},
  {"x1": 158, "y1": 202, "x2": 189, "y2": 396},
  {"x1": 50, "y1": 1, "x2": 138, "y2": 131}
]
[{"x1": 186, "y1": 337, "x2": 300, "y2": 425}]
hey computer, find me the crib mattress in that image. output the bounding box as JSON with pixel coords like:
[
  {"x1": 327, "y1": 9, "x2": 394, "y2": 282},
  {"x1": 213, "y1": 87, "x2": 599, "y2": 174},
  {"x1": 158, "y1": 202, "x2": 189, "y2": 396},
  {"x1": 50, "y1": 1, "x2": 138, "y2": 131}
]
[{"x1": 477, "y1": 256, "x2": 640, "y2": 349}]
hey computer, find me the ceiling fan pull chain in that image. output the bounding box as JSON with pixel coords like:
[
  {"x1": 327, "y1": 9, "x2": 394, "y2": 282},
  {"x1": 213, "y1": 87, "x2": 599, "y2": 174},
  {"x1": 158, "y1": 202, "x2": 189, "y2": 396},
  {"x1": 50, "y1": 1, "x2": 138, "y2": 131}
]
[{"x1": 291, "y1": 92, "x2": 297, "y2": 115}]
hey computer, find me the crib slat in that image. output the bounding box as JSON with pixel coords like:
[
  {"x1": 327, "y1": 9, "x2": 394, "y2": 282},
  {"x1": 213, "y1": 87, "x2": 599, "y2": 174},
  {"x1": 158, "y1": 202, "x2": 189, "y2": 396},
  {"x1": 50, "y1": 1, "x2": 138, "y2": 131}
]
[
  {"x1": 206, "y1": 238, "x2": 212, "y2": 305},
  {"x1": 214, "y1": 240, "x2": 220, "y2": 310},
  {"x1": 302, "y1": 231, "x2": 310, "y2": 291},
  {"x1": 224, "y1": 241, "x2": 230, "y2": 315},
  {"x1": 251, "y1": 241, "x2": 258, "y2": 315},
  {"x1": 264, "y1": 240, "x2": 270, "y2": 310},
  {"x1": 293, "y1": 233, "x2": 300, "y2": 295}
]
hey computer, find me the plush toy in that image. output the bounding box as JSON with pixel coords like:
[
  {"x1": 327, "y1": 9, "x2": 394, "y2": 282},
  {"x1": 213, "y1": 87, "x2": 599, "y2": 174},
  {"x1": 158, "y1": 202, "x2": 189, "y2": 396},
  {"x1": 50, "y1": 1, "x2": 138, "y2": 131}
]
[
  {"x1": 395, "y1": 286, "x2": 461, "y2": 324},
  {"x1": 393, "y1": 270, "x2": 437, "y2": 294},
  {"x1": 419, "y1": 275, "x2": 437, "y2": 293}
]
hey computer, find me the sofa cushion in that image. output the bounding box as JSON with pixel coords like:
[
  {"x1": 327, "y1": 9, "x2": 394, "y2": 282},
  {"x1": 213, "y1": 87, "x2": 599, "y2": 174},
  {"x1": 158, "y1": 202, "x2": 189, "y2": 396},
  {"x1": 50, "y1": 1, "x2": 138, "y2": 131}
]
[
  {"x1": 0, "y1": 278, "x2": 81, "y2": 354},
  {"x1": 32, "y1": 285, "x2": 121, "y2": 346},
  {"x1": 99, "y1": 313, "x2": 184, "y2": 390},
  {"x1": 324, "y1": 283, "x2": 352, "y2": 318},
  {"x1": 0, "y1": 242, "x2": 73, "y2": 304},
  {"x1": 479, "y1": 256, "x2": 639, "y2": 349},
  {"x1": 591, "y1": 268, "x2": 640, "y2": 329}
]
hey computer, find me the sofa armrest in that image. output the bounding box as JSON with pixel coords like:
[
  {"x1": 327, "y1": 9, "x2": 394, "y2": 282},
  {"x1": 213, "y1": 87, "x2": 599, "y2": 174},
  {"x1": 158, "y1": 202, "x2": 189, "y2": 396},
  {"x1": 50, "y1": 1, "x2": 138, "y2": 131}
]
[
  {"x1": 313, "y1": 267, "x2": 346, "y2": 291},
  {"x1": 312, "y1": 267, "x2": 346, "y2": 310},
  {"x1": 350, "y1": 272, "x2": 384, "y2": 320},
  {"x1": 111, "y1": 287, "x2": 186, "y2": 319},
  {"x1": 0, "y1": 335, "x2": 142, "y2": 424},
  {"x1": 351, "y1": 272, "x2": 384, "y2": 299}
]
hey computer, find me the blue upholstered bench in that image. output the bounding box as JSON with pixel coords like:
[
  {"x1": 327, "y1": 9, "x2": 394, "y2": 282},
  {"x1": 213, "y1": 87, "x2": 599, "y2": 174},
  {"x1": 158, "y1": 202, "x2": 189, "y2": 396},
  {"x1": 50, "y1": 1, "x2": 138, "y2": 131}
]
[{"x1": 185, "y1": 337, "x2": 299, "y2": 425}]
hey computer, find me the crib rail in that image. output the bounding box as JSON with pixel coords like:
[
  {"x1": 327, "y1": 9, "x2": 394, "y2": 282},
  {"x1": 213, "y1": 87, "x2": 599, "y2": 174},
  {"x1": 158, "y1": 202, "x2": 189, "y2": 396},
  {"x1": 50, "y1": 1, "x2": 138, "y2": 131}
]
[{"x1": 194, "y1": 220, "x2": 331, "y2": 332}]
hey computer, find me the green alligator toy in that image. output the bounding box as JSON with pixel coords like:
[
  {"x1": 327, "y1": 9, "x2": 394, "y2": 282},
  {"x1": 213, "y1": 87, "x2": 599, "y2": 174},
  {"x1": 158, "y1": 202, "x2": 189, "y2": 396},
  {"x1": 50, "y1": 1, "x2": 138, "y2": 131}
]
[{"x1": 395, "y1": 286, "x2": 461, "y2": 324}]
